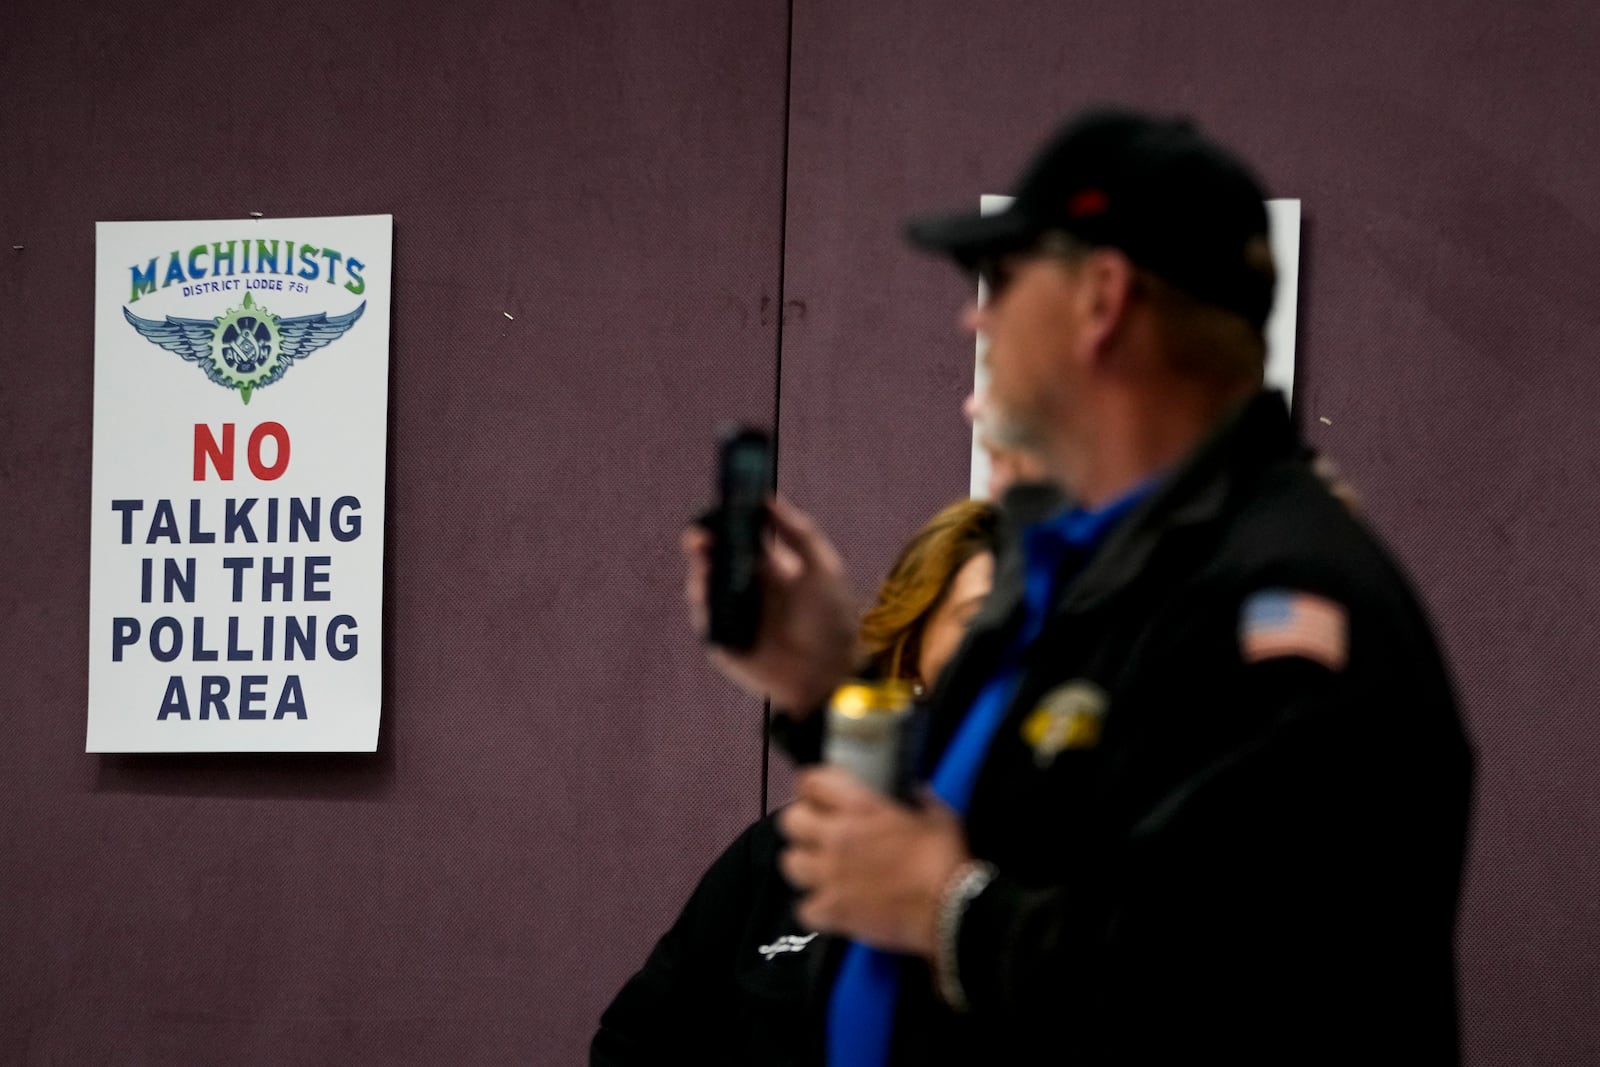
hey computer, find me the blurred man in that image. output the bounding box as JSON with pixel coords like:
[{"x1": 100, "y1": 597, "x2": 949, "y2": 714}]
[{"x1": 692, "y1": 108, "x2": 1471, "y2": 1066}]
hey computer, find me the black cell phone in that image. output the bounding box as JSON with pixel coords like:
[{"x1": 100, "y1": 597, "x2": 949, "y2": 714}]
[{"x1": 705, "y1": 426, "x2": 772, "y2": 651}]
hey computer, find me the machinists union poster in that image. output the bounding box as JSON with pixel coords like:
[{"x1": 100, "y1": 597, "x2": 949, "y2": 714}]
[{"x1": 87, "y1": 215, "x2": 393, "y2": 752}]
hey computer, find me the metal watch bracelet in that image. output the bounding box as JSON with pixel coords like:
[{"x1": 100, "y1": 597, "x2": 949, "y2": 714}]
[{"x1": 934, "y1": 859, "x2": 997, "y2": 1012}]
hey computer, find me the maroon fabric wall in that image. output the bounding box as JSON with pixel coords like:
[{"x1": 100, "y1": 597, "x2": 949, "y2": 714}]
[
  {"x1": 3, "y1": 1, "x2": 1597, "y2": 1063},
  {"x1": 2, "y1": 1, "x2": 788, "y2": 1062}
]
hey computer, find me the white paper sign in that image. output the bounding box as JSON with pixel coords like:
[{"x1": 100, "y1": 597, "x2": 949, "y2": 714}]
[
  {"x1": 88, "y1": 215, "x2": 393, "y2": 752},
  {"x1": 969, "y1": 197, "x2": 1301, "y2": 498}
]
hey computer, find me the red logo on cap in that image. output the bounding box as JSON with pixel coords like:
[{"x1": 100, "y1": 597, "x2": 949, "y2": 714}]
[{"x1": 1068, "y1": 189, "x2": 1109, "y2": 218}]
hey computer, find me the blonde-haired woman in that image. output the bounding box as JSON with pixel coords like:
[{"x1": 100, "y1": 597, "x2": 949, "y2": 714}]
[{"x1": 593, "y1": 499, "x2": 1003, "y2": 1066}]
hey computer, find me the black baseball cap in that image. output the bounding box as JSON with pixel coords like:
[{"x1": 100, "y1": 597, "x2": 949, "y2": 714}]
[{"x1": 906, "y1": 108, "x2": 1276, "y2": 330}]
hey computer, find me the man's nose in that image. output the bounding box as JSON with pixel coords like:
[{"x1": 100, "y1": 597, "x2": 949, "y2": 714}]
[
  {"x1": 962, "y1": 392, "x2": 983, "y2": 425},
  {"x1": 961, "y1": 300, "x2": 985, "y2": 336}
]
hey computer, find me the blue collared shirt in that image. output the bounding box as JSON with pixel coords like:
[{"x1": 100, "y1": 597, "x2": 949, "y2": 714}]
[{"x1": 932, "y1": 477, "x2": 1157, "y2": 813}]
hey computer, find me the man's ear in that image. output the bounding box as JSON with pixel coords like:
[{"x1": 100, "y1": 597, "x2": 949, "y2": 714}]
[{"x1": 1077, "y1": 248, "x2": 1136, "y2": 360}]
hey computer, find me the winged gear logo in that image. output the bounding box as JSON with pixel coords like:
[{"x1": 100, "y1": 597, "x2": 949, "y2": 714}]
[{"x1": 124, "y1": 292, "x2": 366, "y2": 404}]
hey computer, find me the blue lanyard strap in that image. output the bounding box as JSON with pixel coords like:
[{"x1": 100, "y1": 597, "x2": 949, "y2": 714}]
[{"x1": 826, "y1": 479, "x2": 1155, "y2": 1067}]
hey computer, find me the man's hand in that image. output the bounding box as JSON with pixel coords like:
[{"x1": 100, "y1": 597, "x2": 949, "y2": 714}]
[
  {"x1": 776, "y1": 766, "x2": 970, "y2": 957},
  {"x1": 683, "y1": 495, "x2": 860, "y2": 714}
]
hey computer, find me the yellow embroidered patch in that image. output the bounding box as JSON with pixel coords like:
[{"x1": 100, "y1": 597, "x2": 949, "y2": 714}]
[{"x1": 1020, "y1": 680, "x2": 1108, "y2": 767}]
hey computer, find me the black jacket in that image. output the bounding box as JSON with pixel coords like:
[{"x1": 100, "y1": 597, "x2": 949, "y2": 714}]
[
  {"x1": 887, "y1": 391, "x2": 1472, "y2": 1064},
  {"x1": 590, "y1": 813, "x2": 821, "y2": 1066}
]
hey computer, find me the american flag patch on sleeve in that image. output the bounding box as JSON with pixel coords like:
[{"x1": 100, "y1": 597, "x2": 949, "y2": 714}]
[{"x1": 1239, "y1": 589, "x2": 1349, "y2": 671}]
